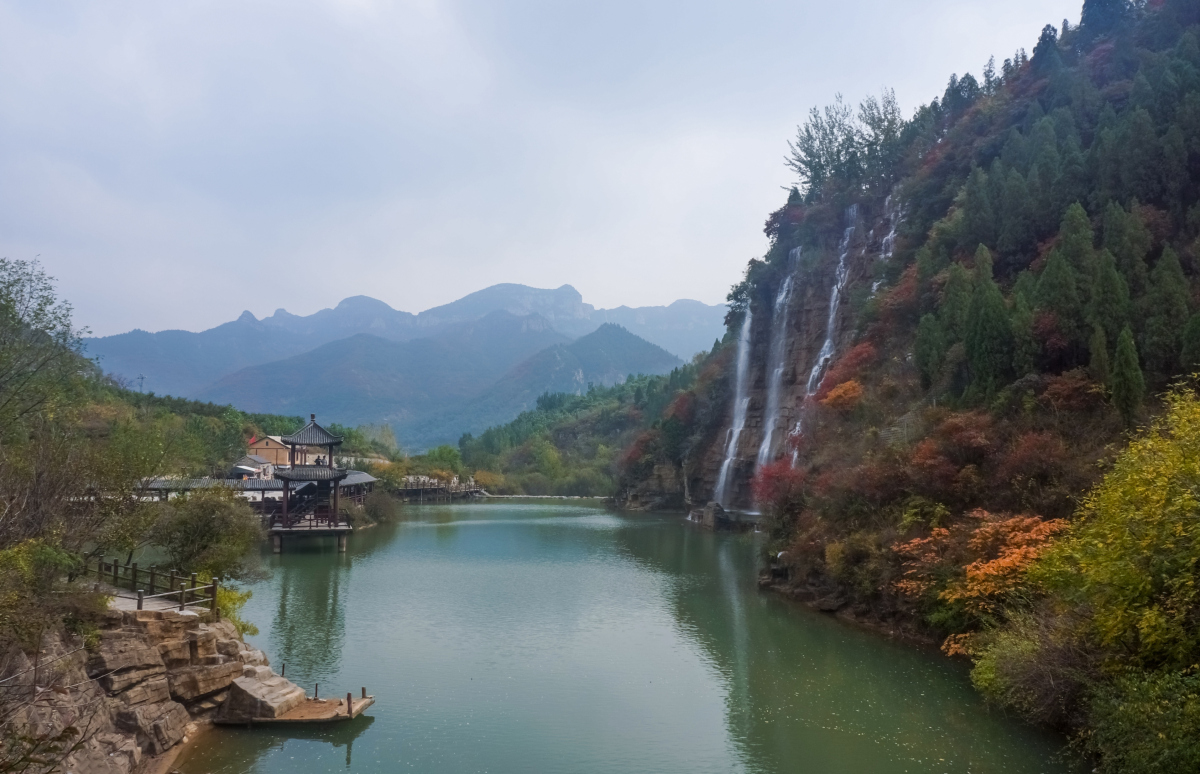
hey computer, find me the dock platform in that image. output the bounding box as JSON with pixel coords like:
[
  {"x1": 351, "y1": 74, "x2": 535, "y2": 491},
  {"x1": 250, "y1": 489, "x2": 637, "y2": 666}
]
[{"x1": 215, "y1": 695, "x2": 375, "y2": 725}]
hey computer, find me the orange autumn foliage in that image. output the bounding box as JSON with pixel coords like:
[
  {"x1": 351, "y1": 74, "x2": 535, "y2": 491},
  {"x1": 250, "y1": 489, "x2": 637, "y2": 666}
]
[
  {"x1": 819, "y1": 380, "x2": 863, "y2": 413},
  {"x1": 814, "y1": 342, "x2": 877, "y2": 401},
  {"x1": 893, "y1": 509, "x2": 1069, "y2": 654}
]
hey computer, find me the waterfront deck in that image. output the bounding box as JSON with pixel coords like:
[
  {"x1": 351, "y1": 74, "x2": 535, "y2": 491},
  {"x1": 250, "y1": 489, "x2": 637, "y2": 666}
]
[{"x1": 215, "y1": 695, "x2": 375, "y2": 725}]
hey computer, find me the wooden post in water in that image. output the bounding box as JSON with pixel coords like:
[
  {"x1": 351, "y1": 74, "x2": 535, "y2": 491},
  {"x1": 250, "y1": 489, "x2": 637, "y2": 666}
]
[
  {"x1": 315, "y1": 683, "x2": 319, "y2": 700},
  {"x1": 346, "y1": 692, "x2": 353, "y2": 716},
  {"x1": 361, "y1": 687, "x2": 366, "y2": 699}
]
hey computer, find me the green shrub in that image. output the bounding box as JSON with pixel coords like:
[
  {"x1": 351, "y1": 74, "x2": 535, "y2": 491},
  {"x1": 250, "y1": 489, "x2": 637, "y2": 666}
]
[{"x1": 1084, "y1": 669, "x2": 1200, "y2": 774}]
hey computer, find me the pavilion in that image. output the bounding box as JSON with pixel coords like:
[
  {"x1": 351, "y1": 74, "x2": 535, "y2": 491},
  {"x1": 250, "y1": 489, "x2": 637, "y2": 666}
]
[{"x1": 270, "y1": 414, "x2": 353, "y2": 553}]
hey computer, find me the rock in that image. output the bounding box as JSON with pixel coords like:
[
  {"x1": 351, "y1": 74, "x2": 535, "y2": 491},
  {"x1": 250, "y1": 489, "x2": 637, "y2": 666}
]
[
  {"x1": 239, "y1": 647, "x2": 268, "y2": 666},
  {"x1": 116, "y1": 700, "x2": 191, "y2": 755},
  {"x1": 116, "y1": 676, "x2": 171, "y2": 706},
  {"x1": 218, "y1": 673, "x2": 307, "y2": 721},
  {"x1": 89, "y1": 632, "x2": 165, "y2": 678},
  {"x1": 157, "y1": 639, "x2": 191, "y2": 668},
  {"x1": 167, "y1": 661, "x2": 243, "y2": 702},
  {"x1": 188, "y1": 629, "x2": 218, "y2": 660},
  {"x1": 216, "y1": 639, "x2": 243, "y2": 658}
]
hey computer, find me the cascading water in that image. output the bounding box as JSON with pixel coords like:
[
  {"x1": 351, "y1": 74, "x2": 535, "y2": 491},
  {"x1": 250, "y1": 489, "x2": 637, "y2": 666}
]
[
  {"x1": 754, "y1": 248, "x2": 799, "y2": 469},
  {"x1": 789, "y1": 204, "x2": 859, "y2": 460},
  {"x1": 714, "y1": 308, "x2": 754, "y2": 508}
]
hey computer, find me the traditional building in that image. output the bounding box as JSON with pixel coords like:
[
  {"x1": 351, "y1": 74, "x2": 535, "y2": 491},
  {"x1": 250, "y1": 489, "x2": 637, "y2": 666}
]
[{"x1": 269, "y1": 415, "x2": 353, "y2": 552}]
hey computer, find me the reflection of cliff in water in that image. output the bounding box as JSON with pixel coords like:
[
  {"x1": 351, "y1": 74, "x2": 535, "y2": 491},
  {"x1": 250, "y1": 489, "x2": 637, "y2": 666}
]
[
  {"x1": 268, "y1": 539, "x2": 351, "y2": 685},
  {"x1": 611, "y1": 517, "x2": 1069, "y2": 774}
]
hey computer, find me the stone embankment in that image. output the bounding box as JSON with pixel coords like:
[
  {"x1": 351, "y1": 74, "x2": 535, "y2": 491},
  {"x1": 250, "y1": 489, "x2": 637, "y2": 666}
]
[{"x1": 4, "y1": 606, "x2": 304, "y2": 773}]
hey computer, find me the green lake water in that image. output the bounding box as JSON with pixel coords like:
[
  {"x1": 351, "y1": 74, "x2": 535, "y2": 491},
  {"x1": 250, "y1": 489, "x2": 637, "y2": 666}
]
[{"x1": 176, "y1": 502, "x2": 1074, "y2": 774}]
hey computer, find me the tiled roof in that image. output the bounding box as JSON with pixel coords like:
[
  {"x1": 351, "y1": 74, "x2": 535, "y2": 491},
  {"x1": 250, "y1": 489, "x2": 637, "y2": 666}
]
[
  {"x1": 274, "y1": 465, "x2": 349, "y2": 482},
  {"x1": 143, "y1": 478, "x2": 285, "y2": 491},
  {"x1": 281, "y1": 418, "x2": 343, "y2": 447}
]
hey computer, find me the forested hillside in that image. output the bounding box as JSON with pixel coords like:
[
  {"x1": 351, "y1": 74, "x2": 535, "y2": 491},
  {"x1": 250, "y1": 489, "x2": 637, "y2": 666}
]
[{"x1": 504, "y1": 1, "x2": 1200, "y2": 769}]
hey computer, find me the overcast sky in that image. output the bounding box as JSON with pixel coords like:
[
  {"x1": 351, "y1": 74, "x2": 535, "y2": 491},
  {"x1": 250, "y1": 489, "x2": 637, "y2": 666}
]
[{"x1": 0, "y1": 0, "x2": 1082, "y2": 336}]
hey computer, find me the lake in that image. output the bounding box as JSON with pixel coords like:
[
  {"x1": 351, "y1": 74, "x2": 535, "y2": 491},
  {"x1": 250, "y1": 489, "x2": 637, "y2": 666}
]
[{"x1": 175, "y1": 501, "x2": 1073, "y2": 774}]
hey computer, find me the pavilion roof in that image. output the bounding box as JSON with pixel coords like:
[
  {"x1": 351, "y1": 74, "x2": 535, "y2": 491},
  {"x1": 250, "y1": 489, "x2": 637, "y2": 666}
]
[
  {"x1": 274, "y1": 465, "x2": 349, "y2": 482},
  {"x1": 281, "y1": 415, "x2": 343, "y2": 447}
]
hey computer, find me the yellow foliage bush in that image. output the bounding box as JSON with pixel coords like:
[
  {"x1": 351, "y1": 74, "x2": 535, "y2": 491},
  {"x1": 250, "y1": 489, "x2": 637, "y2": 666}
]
[{"x1": 819, "y1": 379, "x2": 864, "y2": 414}]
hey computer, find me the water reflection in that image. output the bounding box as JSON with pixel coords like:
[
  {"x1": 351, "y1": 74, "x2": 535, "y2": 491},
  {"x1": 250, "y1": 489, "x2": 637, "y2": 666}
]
[
  {"x1": 183, "y1": 715, "x2": 375, "y2": 772},
  {"x1": 180, "y1": 503, "x2": 1072, "y2": 774},
  {"x1": 266, "y1": 537, "x2": 350, "y2": 685}
]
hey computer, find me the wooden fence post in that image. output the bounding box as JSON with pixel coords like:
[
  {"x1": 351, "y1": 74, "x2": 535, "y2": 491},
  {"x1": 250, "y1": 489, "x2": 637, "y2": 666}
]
[
  {"x1": 137, "y1": 590, "x2": 144, "y2": 610},
  {"x1": 131, "y1": 563, "x2": 138, "y2": 592},
  {"x1": 211, "y1": 578, "x2": 220, "y2": 620},
  {"x1": 149, "y1": 567, "x2": 157, "y2": 595},
  {"x1": 112, "y1": 561, "x2": 119, "y2": 588}
]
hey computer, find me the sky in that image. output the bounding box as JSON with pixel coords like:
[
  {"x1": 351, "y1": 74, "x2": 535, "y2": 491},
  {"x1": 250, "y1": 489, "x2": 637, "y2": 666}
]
[{"x1": 0, "y1": 0, "x2": 1082, "y2": 337}]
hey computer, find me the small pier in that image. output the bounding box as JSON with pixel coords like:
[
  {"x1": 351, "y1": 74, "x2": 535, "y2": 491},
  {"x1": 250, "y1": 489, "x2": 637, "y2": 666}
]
[{"x1": 216, "y1": 690, "x2": 375, "y2": 725}]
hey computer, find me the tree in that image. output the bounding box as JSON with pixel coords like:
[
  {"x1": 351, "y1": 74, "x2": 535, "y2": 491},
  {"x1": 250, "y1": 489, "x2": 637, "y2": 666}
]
[
  {"x1": 150, "y1": 488, "x2": 263, "y2": 580},
  {"x1": 1088, "y1": 249, "x2": 1130, "y2": 351},
  {"x1": 1181, "y1": 314, "x2": 1200, "y2": 372},
  {"x1": 1011, "y1": 294, "x2": 1038, "y2": 376},
  {"x1": 1141, "y1": 247, "x2": 1190, "y2": 373},
  {"x1": 1081, "y1": 0, "x2": 1131, "y2": 37},
  {"x1": 1103, "y1": 201, "x2": 1150, "y2": 296},
  {"x1": 1110, "y1": 325, "x2": 1144, "y2": 424},
  {"x1": 965, "y1": 246, "x2": 1013, "y2": 395},
  {"x1": 1089, "y1": 324, "x2": 1112, "y2": 385},
  {"x1": 960, "y1": 167, "x2": 996, "y2": 251},
  {"x1": 0, "y1": 259, "x2": 86, "y2": 438},
  {"x1": 1036, "y1": 250, "x2": 1085, "y2": 346},
  {"x1": 1058, "y1": 203, "x2": 1098, "y2": 297},
  {"x1": 940, "y1": 263, "x2": 973, "y2": 341},
  {"x1": 997, "y1": 171, "x2": 1035, "y2": 257},
  {"x1": 915, "y1": 314, "x2": 947, "y2": 387}
]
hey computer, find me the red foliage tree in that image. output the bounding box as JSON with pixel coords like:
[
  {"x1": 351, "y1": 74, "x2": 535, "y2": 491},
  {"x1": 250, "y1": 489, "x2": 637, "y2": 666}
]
[
  {"x1": 815, "y1": 342, "x2": 878, "y2": 401},
  {"x1": 752, "y1": 460, "x2": 807, "y2": 512}
]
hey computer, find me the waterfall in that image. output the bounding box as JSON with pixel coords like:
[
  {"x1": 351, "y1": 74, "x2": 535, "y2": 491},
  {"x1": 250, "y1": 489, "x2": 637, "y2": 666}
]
[
  {"x1": 789, "y1": 204, "x2": 859, "y2": 458},
  {"x1": 754, "y1": 248, "x2": 799, "y2": 469},
  {"x1": 714, "y1": 307, "x2": 753, "y2": 508}
]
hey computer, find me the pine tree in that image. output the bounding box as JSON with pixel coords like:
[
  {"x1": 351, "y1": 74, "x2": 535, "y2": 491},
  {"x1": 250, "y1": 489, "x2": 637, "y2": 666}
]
[
  {"x1": 915, "y1": 314, "x2": 947, "y2": 388},
  {"x1": 1181, "y1": 313, "x2": 1200, "y2": 373},
  {"x1": 1141, "y1": 246, "x2": 1191, "y2": 373},
  {"x1": 1081, "y1": 0, "x2": 1130, "y2": 38},
  {"x1": 1110, "y1": 325, "x2": 1144, "y2": 425},
  {"x1": 1011, "y1": 293, "x2": 1038, "y2": 376},
  {"x1": 939, "y1": 263, "x2": 973, "y2": 342},
  {"x1": 1102, "y1": 201, "x2": 1150, "y2": 295},
  {"x1": 997, "y1": 170, "x2": 1035, "y2": 257},
  {"x1": 1058, "y1": 203, "x2": 1098, "y2": 296},
  {"x1": 1088, "y1": 249, "x2": 1130, "y2": 350},
  {"x1": 965, "y1": 246, "x2": 1014, "y2": 395},
  {"x1": 1036, "y1": 249, "x2": 1086, "y2": 345},
  {"x1": 1121, "y1": 109, "x2": 1163, "y2": 204},
  {"x1": 1089, "y1": 324, "x2": 1111, "y2": 385},
  {"x1": 960, "y1": 168, "x2": 996, "y2": 251}
]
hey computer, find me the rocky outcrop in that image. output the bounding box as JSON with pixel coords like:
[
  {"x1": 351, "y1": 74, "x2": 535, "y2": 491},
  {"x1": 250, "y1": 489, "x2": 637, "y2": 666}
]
[
  {"x1": 2, "y1": 607, "x2": 277, "y2": 773},
  {"x1": 219, "y1": 667, "x2": 307, "y2": 721}
]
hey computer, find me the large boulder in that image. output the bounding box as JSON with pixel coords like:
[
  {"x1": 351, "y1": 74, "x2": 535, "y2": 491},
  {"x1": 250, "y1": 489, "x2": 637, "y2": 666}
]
[
  {"x1": 116, "y1": 700, "x2": 190, "y2": 755},
  {"x1": 218, "y1": 671, "x2": 307, "y2": 721},
  {"x1": 88, "y1": 632, "x2": 164, "y2": 677},
  {"x1": 167, "y1": 661, "x2": 243, "y2": 702}
]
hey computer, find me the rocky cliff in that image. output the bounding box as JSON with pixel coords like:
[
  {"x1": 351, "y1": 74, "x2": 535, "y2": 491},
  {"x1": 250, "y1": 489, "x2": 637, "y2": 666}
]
[{"x1": 3, "y1": 607, "x2": 293, "y2": 773}]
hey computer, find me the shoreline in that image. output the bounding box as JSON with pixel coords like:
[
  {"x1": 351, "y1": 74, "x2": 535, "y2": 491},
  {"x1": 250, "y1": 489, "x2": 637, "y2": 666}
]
[{"x1": 135, "y1": 720, "x2": 211, "y2": 774}]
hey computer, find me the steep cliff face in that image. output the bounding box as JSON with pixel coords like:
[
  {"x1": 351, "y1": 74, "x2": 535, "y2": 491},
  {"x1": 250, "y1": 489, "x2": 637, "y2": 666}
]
[{"x1": 654, "y1": 201, "x2": 899, "y2": 513}]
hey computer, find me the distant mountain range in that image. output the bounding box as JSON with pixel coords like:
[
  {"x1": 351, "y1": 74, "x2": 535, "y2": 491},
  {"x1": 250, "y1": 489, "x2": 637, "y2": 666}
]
[{"x1": 85, "y1": 284, "x2": 720, "y2": 450}]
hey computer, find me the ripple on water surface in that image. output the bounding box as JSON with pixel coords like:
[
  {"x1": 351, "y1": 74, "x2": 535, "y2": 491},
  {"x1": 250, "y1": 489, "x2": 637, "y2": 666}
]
[{"x1": 177, "y1": 502, "x2": 1075, "y2": 774}]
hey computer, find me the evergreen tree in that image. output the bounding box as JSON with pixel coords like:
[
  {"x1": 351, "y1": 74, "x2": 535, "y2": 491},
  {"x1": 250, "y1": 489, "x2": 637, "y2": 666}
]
[
  {"x1": 998, "y1": 170, "x2": 1035, "y2": 257},
  {"x1": 939, "y1": 262, "x2": 973, "y2": 342},
  {"x1": 1088, "y1": 249, "x2": 1130, "y2": 350},
  {"x1": 965, "y1": 246, "x2": 1014, "y2": 394},
  {"x1": 1058, "y1": 202, "x2": 1098, "y2": 296},
  {"x1": 1102, "y1": 200, "x2": 1150, "y2": 295},
  {"x1": 1121, "y1": 109, "x2": 1164, "y2": 204},
  {"x1": 1141, "y1": 246, "x2": 1191, "y2": 373},
  {"x1": 1011, "y1": 293, "x2": 1038, "y2": 376},
  {"x1": 1161, "y1": 125, "x2": 1188, "y2": 212},
  {"x1": 1036, "y1": 249, "x2": 1086, "y2": 345},
  {"x1": 959, "y1": 168, "x2": 996, "y2": 251},
  {"x1": 1081, "y1": 0, "x2": 1130, "y2": 38},
  {"x1": 915, "y1": 314, "x2": 947, "y2": 388},
  {"x1": 1110, "y1": 325, "x2": 1144, "y2": 425},
  {"x1": 1180, "y1": 313, "x2": 1200, "y2": 373},
  {"x1": 1089, "y1": 324, "x2": 1112, "y2": 385}
]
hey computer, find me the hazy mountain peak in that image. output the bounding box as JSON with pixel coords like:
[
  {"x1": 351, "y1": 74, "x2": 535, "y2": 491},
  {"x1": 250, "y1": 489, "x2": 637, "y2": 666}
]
[{"x1": 237, "y1": 310, "x2": 257, "y2": 323}]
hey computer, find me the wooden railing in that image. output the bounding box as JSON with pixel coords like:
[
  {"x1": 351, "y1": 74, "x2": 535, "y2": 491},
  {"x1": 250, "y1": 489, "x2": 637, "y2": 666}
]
[{"x1": 87, "y1": 556, "x2": 221, "y2": 618}]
